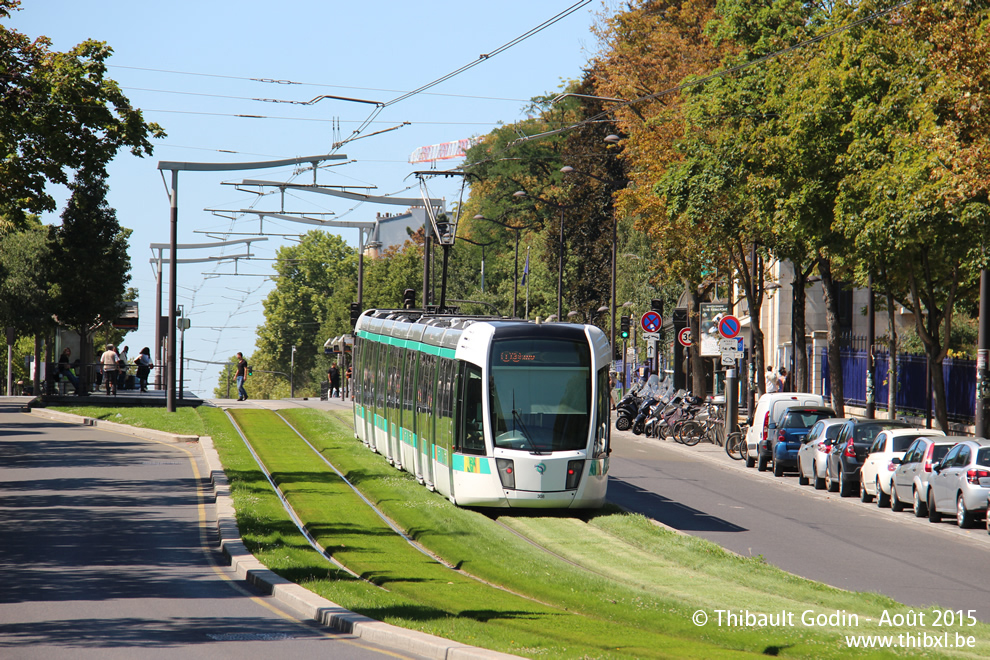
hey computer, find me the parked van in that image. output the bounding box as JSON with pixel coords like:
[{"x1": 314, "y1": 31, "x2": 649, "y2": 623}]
[{"x1": 745, "y1": 392, "x2": 826, "y2": 469}]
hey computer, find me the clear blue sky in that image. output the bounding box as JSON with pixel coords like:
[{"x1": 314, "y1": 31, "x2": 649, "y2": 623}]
[{"x1": 8, "y1": 0, "x2": 602, "y2": 395}]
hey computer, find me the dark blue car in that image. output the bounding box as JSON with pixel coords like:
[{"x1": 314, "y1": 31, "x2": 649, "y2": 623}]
[{"x1": 771, "y1": 407, "x2": 836, "y2": 477}]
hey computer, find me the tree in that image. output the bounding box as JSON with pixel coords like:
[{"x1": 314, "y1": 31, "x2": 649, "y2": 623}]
[
  {"x1": 0, "y1": 1, "x2": 164, "y2": 222},
  {"x1": 0, "y1": 224, "x2": 53, "y2": 391},
  {"x1": 252, "y1": 230, "x2": 356, "y2": 398},
  {"x1": 48, "y1": 171, "x2": 132, "y2": 386}
]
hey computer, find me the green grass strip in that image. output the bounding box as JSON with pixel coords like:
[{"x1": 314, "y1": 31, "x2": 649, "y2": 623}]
[{"x1": 232, "y1": 408, "x2": 739, "y2": 659}]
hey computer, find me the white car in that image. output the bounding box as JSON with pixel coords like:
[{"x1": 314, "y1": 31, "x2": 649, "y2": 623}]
[
  {"x1": 891, "y1": 436, "x2": 960, "y2": 516},
  {"x1": 797, "y1": 418, "x2": 849, "y2": 489},
  {"x1": 859, "y1": 428, "x2": 944, "y2": 507},
  {"x1": 927, "y1": 438, "x2": 990, "y2": 528}
]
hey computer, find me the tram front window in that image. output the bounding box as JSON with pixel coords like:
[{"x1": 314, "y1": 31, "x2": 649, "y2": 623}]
[{"x1": 489, "y1": 338, "x2": 591, "y2": 452}]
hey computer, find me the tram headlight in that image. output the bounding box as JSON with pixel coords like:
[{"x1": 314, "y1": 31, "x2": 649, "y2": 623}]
[
  {"x1": 495, "y1": 458, "x2": 515, "y2": 490},
  {"x1": 566, "y1": 460, "x2": 585, "y2": 490}
]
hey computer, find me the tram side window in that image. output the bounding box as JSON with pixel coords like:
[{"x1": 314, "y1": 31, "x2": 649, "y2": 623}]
[
  {"x1": 594, "y1": 366, "x2": 610, "y2": 457},
  {"x1": 403, "y1": 350, "x2": 417, "y2": 413},
  {"x1": 387, "y1": 345, "x2": 401, "y2": 412},
  {"x1": 457, "y1": 364, "x2": 485, "y2": 455},
  {"x1": 417, "y1": 353, "x2": 436, "y2": 443},
  {"x1": 376, "y1": 342, "x2": 387, "y2": 411}
]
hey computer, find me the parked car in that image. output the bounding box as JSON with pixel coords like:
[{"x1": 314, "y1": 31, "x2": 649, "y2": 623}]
[
  {"x1": 770, "y1": 407, "x2": 836, "y2": 477},
  {"x1": 926, "y1": 438, "x2": 990, "y2": 528},
  {"x1": 825, "y1": 418, "x2": 915, "y2": 497},
  {"x1": 859, "y1": 429, "x2": 945, "y2": 507},
  {"x1": 744, "y1": 392, "x2": 825, "y2": 470},
  {"x1": 797, "y1": 418, "x2": 850, "y2": 489},
  {"x1": 891, "y1": 436, "x2": 960, "y2": 516}
]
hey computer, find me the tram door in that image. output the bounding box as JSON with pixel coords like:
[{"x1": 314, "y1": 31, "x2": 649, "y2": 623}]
[
  {"x1": 416, "y1": 353, "x2": 436, "y2": 489},
  {"x1": 385, "y1": 345, "x2": 403, "y2": 467},
  {"x1": 400, "y1": 350, "x2": 418, "y2": 479},
  {"x1": 373, "y1": 341, "x2": 389, "y2": 455}
]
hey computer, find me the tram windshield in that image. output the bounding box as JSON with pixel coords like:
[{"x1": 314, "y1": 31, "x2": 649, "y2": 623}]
[{"x1": 489, "y1": 337, "x2": 591, "y2": 452}]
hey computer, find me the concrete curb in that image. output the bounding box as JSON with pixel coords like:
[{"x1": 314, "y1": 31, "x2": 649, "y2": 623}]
[{"x1": 29, "y1": 408, "x2": 518, "y2": 660}]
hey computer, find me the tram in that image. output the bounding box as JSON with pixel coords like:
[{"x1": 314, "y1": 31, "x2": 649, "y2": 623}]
[{"x1": 351, "y1": 309, "x2": 611, "y2": 508}]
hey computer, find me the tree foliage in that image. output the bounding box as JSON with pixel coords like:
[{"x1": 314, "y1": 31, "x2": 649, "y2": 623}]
[{"x1": 0, "y1": 0, "x2": 164, "y2": 224}]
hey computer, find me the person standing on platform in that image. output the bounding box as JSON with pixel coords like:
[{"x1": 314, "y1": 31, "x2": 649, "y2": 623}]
[
  {"x1": 117, "y1": 345, "x2": 130, "y2": 390},
  {"x1": 235, "y1": 352, "x2": 249, "y2": 401},
  {"x1": 134, "y1": 347, "x2": 154, "y2": 392},
  {"x1": 329, "y1": 362, "x2": 341, "y2": 398},
  {"x1": 100, "y1": 344, "x2": 119, "y2": 396}
]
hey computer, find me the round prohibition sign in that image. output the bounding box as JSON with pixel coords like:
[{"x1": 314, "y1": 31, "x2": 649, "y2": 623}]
[
  {"x1": 641, "y1": 311, "x2": 662, "y2": 333},
  {"x1": 677, "y1": 327, "x2": 693, "y2": 347},
  {"x1": 717, "y1": 314, "x2": 741, "y2": 339}
]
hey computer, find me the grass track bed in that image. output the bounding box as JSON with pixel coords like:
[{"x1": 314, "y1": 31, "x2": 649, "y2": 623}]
[{"x1": 52, "y1": 404, "x2": 990, "y2": 658}]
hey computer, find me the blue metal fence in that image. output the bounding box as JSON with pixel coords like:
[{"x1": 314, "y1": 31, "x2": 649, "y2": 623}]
[{"x1": 822, "y1": 349, "x2": 976, "y2": 421}]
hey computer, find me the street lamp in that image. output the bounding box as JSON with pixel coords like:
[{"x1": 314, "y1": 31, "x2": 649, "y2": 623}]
[
  {"x1": 513, "y1": 190, "x2": 567, "y2": 321},
  {"x1": 473, "y1": 212, "x2": 533, "y2": 318},
  {"x1": 560, "y1": 161, "x2": 625, "y2": 370},
  {"x1": 456, "y1": 236, "x2": 495, "y2": 294}
]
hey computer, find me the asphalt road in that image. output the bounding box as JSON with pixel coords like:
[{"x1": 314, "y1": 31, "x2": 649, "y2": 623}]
[
  {"x1": 0, "y1": 400, "x2": 425, "y2": 660},
  {"x1": 607, "y1": 426, "x2": 990, "y2": 620}
]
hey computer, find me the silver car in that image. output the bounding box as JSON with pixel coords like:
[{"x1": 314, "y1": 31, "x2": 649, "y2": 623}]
[
  {"x1": 890, "y1": 436, "x2": 959, "y2": 517},
  {"x1": 797, "y1": 418, "x2": 849, "y2": 489},
  {"x1": 927, "y1": 438, "x2": 990, "y2": 528}
]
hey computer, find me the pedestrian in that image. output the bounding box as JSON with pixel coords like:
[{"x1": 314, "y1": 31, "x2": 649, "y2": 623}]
[
  {"x1": 778, "y1": 366, "x2": 790, "y2": 393},
  {"x1": 329, "y1": 362, "x2": 341, "y2": 398},
  {"x1": 345, "y1": 364, "x2": 353, "y2": 400},
  {"x1": 117, "y1": 345, "x2": 130, "y2": 390},
  {"x1": 609, "y1": 371, "x2": 617, "y2": 410},
  {"x1": 100, "y1": 343, "x2": 120, "y2": 396},
  {"x1": 764, "y1": 365, "x2": 778, "y2": 394},
  {"x1": 134, "y1": 347, "x2": 154, "y2": 392},
  {"x1": 235, "y1": 352, "x2": 249, "y2": 401}
]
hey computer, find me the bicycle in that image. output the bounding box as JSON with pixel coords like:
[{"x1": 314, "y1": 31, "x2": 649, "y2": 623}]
[
  {"x1": 678, "y1": 401, "x2": 724, "y2": 447},
  {"x1": 725, "y1": 422, "x2": 748, "y2": 460}
]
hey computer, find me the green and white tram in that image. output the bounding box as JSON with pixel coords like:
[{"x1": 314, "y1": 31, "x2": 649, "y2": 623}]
[{"x1": 352, "y1": 309, "x2": 611, "y2": 508}]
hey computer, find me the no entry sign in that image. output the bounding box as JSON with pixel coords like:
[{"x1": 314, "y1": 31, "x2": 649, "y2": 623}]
[{"x1": 717, "y1": 314, "x2": 741, "y2": 339}]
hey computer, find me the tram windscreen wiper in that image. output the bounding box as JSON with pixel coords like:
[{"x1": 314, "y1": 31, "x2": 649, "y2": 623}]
[{"x1": 511, "y1": 391, "x2": 544, "y2": 453}]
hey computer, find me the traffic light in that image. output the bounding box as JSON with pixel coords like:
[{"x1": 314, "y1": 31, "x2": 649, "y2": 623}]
[
  {"x1": 349, "y1": 302, "x2": 362, "y2": 328},
  {"x1": 620, "y1": 315, "x2": 630, "y2": 339},
  {"x1": 651, "y1": 298, "x2": 664, "y2": 317},
  {"x1": 402, "y1": 288, "x2": 416, "y2": 310}
]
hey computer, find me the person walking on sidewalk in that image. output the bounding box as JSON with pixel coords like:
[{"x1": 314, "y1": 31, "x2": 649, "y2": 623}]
[{"x1": 235, "y1": 352, "x2": 249, "y2": 401}]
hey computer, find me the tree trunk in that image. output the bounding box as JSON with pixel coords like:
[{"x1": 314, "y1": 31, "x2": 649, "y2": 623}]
[
  {"x1": 818, "y1": 257, "x2": 845, "y2": 417},
  {"x1": 886, "y1": 291, "x2": 898, "y2": 419},
  {"x1": 792, "y1": 265, "x2": 808, "y2": 392},
  {"x1": 924, "y1": 311, "x2": 951, "y2": 431}
]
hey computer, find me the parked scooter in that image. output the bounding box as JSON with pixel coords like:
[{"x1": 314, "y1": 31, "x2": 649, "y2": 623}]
[
  {"x1": 631, "y1": 392, "x2": 659, "y2": 435},
  {"x1": 614, "y1": 389, "x2": 641, "y2": 431}
]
